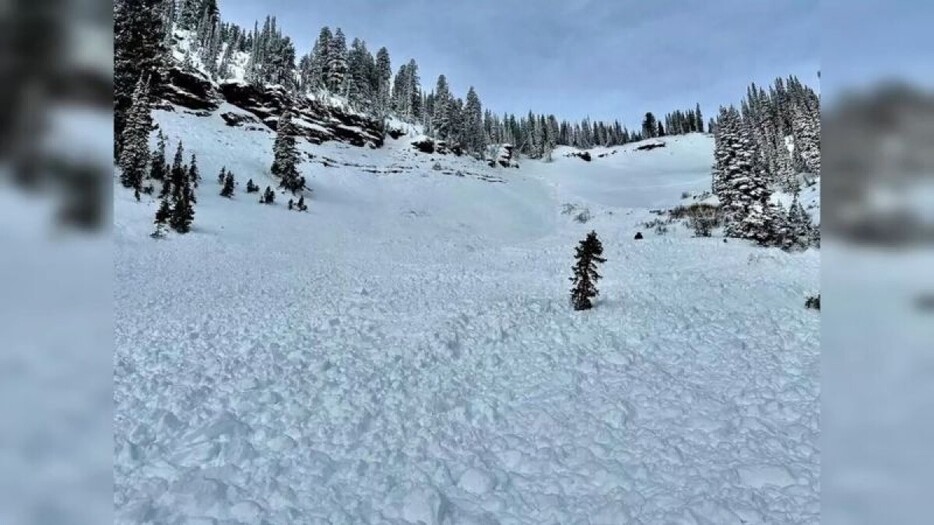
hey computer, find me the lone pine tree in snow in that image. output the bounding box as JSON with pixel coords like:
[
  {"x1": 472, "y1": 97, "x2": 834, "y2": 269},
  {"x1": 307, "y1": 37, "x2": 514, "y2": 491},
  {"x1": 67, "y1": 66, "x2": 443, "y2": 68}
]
[
  {"x1": 271, "y1": 110, "x2": 305, "y2": 194},
  {"x1": 570, "y1": 231, "x2": 607, "y2": 311},
  {"x1": 220, "y1": 169, "x2": 235, "y2": 198},
  {"x1": 260, "y1": 186, "x2": 275, "y2": 204}
]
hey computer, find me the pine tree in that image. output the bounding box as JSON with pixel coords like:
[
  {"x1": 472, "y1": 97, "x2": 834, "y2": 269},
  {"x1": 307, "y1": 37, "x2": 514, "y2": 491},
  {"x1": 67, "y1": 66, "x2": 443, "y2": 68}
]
[
  {"x1": 569, "y1": 231, "x2": 607, "y2": 311},
  {"x1": 154, "y1": 194, "x2": 172, "y2": 224},
  {"x1": 151, "y1": 195, "x2": 171, "y2": 238},
  {"x1": 696, "y1": 103, "x2": 704, "y2": 133},
  {"x1": 463, "y1": 87, "x2": 484, "y2": 154},
  {"x1": 271, "y1": 110, "x2": 304, "y2": 194},
  {"x1": 296, "y1": 194, "x2": 307, "y2": 211},
  {"x1": 246, "y1": 178, "x2": 259, "y2": 193},
  {"x1": 786, "y1": 195, "x2": 815, "y2": 249},
  {"x1": 326, "y1": 28, "x2": 348, "y2": 93},
  {"x1": 114, "y1": 0, "x2": 166, "y2": 159},
  {"x1": 168, "y1": 148, "x2": 195, "y2": 234},
  {"x1": 432, "y1": 75, "x2": 453, "y2": 140},
  {"x1": 642, "y1": 112, "x2": 658, "y2": 139},
  {"x1": 118, "y1": 75, "x2": 153, "y2": 192},
  {"x1": 260, "y1": 186, "x2": 275, "y2": 204},
  {"x1": 149, "y1": 130, "x2": 169, "y2": 181},
  {"x1": 310, "y1": 26, "x2": 333, "y2": 92},
  {"x1": 188, "y1": 153, "x2": 201, "y2": 189},
  {"x1": 375, "y1": 47, "x2": 392, "y2": 116},
  {"x1": 220, "y1": 170, "x2": 235, "y2": 197},
  {"x1": 217, "y1": 166, "x2": 227, "y2": 185}
]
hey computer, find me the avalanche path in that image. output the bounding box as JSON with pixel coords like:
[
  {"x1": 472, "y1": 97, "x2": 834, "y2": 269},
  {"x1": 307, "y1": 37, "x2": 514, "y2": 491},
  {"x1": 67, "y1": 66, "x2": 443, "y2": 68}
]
[{"x1": 114, "y1": 110, "x2": 819, "y2": 524}]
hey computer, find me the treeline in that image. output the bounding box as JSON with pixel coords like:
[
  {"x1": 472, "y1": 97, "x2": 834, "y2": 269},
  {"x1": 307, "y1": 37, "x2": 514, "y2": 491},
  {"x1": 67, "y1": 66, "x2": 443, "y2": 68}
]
[{"x1": 116, "y1": 0, "x2": 714, "y2": 162}]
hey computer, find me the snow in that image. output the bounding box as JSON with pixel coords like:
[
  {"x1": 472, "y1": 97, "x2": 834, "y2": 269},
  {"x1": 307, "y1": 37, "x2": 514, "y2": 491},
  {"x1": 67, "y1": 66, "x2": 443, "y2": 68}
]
[{"x1": 115, "y1": 111, "x2": 820, "y2": 523}]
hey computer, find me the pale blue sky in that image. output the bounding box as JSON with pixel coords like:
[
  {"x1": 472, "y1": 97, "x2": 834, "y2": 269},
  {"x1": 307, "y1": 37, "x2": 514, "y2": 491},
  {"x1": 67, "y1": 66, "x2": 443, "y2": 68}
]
[{"x1": 224, "y1": 0, "x2": 820, "y2": 128}]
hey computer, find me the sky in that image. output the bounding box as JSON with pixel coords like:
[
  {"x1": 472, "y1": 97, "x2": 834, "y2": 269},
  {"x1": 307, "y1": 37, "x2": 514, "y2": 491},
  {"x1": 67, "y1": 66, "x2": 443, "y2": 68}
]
[{"x1": 223, "y1": 0, "x2": 819, "y2": 128}]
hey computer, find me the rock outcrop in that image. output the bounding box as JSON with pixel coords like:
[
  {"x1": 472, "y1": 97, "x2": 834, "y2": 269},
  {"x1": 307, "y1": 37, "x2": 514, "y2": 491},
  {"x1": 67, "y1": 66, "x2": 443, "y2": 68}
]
[
  {"x1": 410, "y1": 137, "x2": 463, "y2": 156},
  {"x1": 156, "y1": 66, "x2": 386, "y2": 148}
]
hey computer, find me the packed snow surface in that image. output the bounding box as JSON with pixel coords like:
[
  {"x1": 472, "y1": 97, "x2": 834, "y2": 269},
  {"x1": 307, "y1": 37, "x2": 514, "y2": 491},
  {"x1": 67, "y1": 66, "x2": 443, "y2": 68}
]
[{"x1": 115, "y1": 110, "x2": 819, "y2": 524}]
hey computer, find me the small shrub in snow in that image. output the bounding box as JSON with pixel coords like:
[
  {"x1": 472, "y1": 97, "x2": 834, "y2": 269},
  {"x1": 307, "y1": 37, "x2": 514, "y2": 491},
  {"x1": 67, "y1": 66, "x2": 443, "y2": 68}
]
[
  {"x1": 575, "y1": 209, "x2": 592, "y2": 223},
  {"x1": 681, "y1": 191, "x2": 691, "y2": 199},
  {"x1": 296, "y1": 195, "x2": 307, "y2": 211},
  {"x1": 260, "y1": 186, "x2": 275, "y2": 204},
  {"x1": 570, "y1": 231, "x2": 606, "y2": 311},
  {"x1": 688, "y1": 215, "x2": 716, "y2": 237},
  {"x1": 246, "y1": 179, "x2": 260, "y2": 193},
  {"x1": 634, "y1": 232, "x2": 644, "y2": 240},
  {"x1": 805, "y1": 294, "x2": 820, "y2": 310},
  {"x1": 432, "y1": 162, "x2": 442, "y2": 171}
]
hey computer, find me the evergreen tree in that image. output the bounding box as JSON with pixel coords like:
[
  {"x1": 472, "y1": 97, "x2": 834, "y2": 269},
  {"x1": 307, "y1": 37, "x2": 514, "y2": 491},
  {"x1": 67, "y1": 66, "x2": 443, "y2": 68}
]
[
  {"x1": 149, "y1": 130, "x2": 169, "y2": 181},
  {"x1": 260, "y1": 186, "x2": 276, "y2": 204},
  {"x1": 569, "y1": 231, "x2": 607, "y2": 311},
  {"x1": 696, "y1": 103, "x2": 704, "y2": 133},
  {"x1": 151, "y1": 195, "x2": 172, "y2": 238},
  {"x1": 271, "y1": 110, "x2": 304, "y2": 193},
  {"x1": 296, "y1": 194, "x2": 307, "y2": 211},
  {"x1": 217, "y1": 166, "x2": 227, "y2": 185},
  {"x1": 220, "y1": 170, "x2": 235, "y2": 197},
  {"x1": 168, "y1": 140, "x2": 186, "y2": 199},
  {"x1": 786, "y1": 195, "x2": 815, "y2": 249},
  {"x1": 169, "y1": 184, "x2": 195, "y2": 233},
  {"x1": 642, "y1": 112, "x2": 658, "y2": 139},
  {"x1": 432, "y1": 74, "x2": 453, "y2": 140},
  {"x1": 375, "y1": 47, "x2": 392, "y2": 116},
  {"x1": 309, "y1": 26, "x2": 333, "y2": 91},
  {"x1": 246, "y1": 178, "x2": 260, "y2": 193},
  {"x1": 326, "y1": 28, "x2": 348, "y2": 93},
  {"x1": 188, "y1": 153, "x2": 200, "y2": 189},
  {"x1": 114, "y1": 0, "x2": 166, "y2": 159},
  {"x1": 118, "y1": 75, "x2": 153, "y2": 192},
  {"x1": 165, "y1": 143, "x2": 195, "y2": 233},
  {"x1": 154, "y1": 194, "x2": 172, "y2": 225}
]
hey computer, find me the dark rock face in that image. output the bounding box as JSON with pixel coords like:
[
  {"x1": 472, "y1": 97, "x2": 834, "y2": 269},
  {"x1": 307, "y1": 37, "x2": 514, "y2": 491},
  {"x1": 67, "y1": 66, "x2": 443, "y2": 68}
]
[
  {"x1": 220, "y1": 111, "x2": 260, "y2": 127},
  {"x1": 412, "y1": 137, "x2": 435, "y2": 154},
  {"x1": 634, "y1": 232, "x2": 644, "y2": 240},
  {"x1": 157, "y1": 66, "x2": 220, "y2": 111},
  {"x1": 410, "y1": 137, "x2": 464, "y2": 156},
  {"x1": 219, "y1": 82, "x2": 385, "y2": 148},
  {"x1": 156, "y1": 67, "x2": 385, "y2": 148},
  {"x1": 490, "y1": 144, "x2": 517, "y2": 168}
]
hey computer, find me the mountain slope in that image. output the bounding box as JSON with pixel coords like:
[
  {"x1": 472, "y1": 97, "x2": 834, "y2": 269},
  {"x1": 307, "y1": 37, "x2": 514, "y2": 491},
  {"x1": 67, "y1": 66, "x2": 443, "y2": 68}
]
[{"x1": 114, "y1": 110, "x2": 819, "y2": 524}]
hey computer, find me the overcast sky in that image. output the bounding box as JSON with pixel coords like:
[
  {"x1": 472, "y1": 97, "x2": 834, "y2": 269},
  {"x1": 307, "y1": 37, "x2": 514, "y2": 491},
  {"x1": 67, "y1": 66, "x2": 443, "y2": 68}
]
[{"x1": 224, "y1": 0, "x2": 819, "y2": 128}]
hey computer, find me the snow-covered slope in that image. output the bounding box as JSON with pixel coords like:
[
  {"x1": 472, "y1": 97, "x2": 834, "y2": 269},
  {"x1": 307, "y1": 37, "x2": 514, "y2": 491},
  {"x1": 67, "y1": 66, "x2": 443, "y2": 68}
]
[{"x1": 115, "y1": 113, "x2": 819, "y2": 524}]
